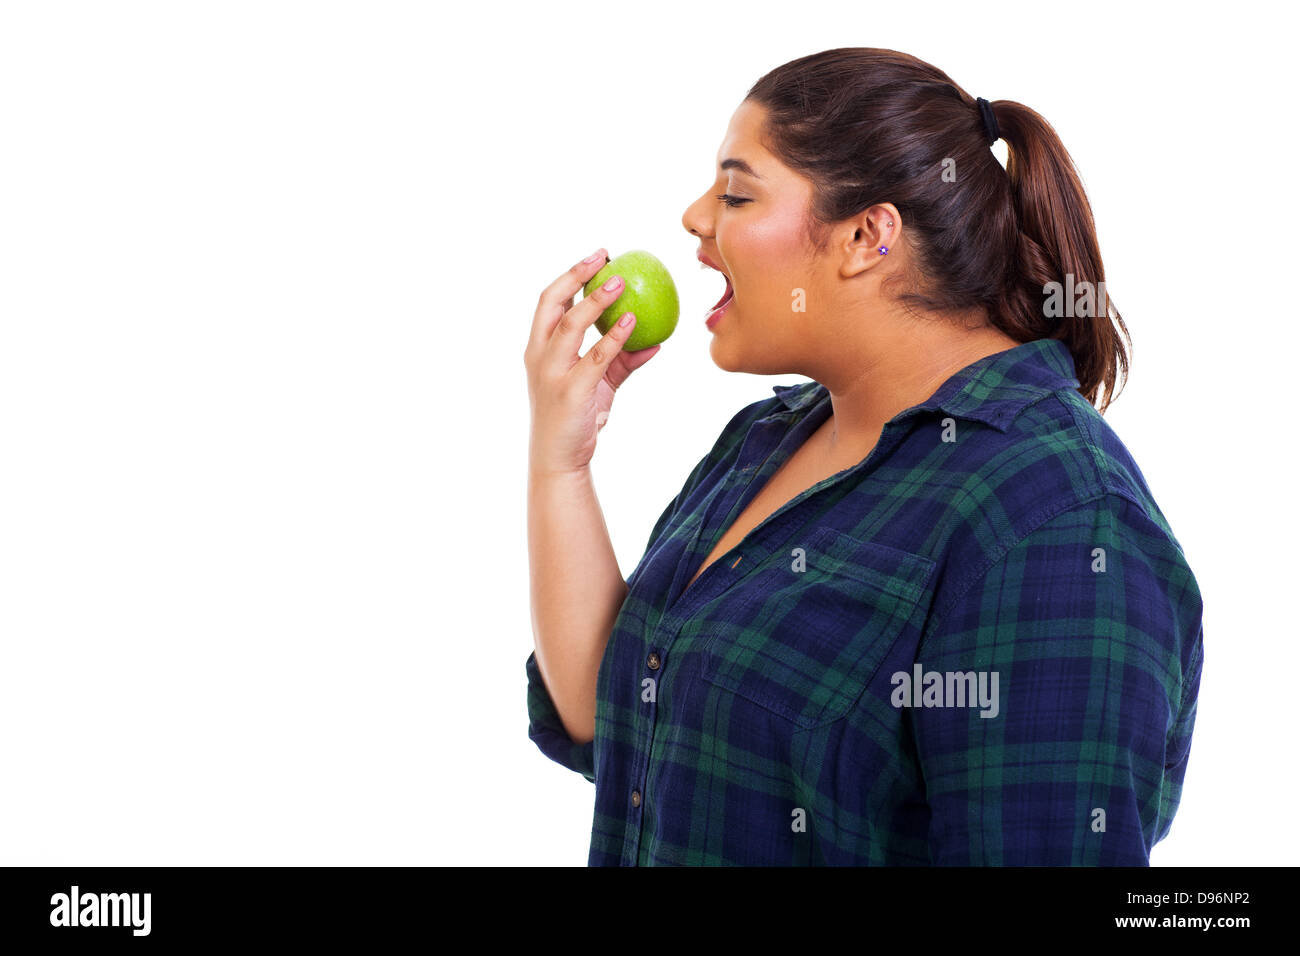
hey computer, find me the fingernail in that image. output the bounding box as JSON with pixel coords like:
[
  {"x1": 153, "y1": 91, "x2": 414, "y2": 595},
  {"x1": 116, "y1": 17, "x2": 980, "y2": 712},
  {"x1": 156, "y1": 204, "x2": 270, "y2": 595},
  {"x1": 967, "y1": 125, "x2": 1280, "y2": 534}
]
[
  {"x1": 618, "y1": 312, "x2": 634, "y2": 328},
  {"x1": 602, "y1": 275, "x2": 622, "y2": 292},
  {"x1": 582, "y1": 249, "x2": 605, "y2": 263}
]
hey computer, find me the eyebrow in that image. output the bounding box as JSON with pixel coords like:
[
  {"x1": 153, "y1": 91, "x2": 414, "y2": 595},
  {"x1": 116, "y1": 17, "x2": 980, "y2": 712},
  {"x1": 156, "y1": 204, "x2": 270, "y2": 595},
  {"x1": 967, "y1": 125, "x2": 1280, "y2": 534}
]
[{"x1": 720, "y1": 157, "x2": 763, "y2": 180}]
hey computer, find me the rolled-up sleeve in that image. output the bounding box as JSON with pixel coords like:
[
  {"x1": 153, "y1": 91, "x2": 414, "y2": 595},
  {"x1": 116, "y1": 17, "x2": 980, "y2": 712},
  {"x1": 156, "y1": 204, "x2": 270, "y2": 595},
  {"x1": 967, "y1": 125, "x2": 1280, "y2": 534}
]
[
  {"x1": 526, "y1": 650, "x2": 595, "y2": 783},
  {"x1": 911, "y1": 493, "x2": 1204, "y2": 865}
]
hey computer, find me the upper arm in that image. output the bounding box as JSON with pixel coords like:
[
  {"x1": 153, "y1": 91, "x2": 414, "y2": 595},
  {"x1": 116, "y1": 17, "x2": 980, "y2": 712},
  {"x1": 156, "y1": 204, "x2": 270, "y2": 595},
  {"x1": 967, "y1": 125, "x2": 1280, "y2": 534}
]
[{"x1": 911, "y1": 494, "x2": 1204, "y2": 865}]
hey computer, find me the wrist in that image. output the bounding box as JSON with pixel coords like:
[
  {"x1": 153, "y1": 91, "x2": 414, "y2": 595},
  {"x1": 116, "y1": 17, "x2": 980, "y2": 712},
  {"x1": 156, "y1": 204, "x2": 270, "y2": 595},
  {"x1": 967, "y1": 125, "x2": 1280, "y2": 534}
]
[{"x1": 528, "y1": 460, "x2": 592, "y2": 483}]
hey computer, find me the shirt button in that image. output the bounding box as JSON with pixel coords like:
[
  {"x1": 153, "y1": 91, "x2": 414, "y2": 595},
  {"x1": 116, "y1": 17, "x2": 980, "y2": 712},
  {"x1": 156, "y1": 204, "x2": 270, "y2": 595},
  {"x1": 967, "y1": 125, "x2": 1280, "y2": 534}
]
[
  {"x1": 631, "y1": 790, "x2": 642, "y2": 808},
  {"x1": 647, "y1": 652, "x2": 661, "y2": 670}
]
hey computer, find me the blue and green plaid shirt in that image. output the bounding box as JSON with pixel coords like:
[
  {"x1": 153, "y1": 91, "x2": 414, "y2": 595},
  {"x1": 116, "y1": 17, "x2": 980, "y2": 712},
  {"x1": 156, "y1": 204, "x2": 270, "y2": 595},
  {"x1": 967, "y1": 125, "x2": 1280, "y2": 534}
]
[{"x1": 526, "y1": 337, "x2": 1204, "y2": 865}]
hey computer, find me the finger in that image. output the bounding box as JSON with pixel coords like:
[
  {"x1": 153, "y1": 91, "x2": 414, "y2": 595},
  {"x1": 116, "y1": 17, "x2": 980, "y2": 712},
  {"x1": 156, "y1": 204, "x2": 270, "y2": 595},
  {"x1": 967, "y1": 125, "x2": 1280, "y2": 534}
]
[
  {"x1": 604, "y1": 343, "x2": 661, "y2": 390},
  {"x1": 529, "y1": 249, "x2": 609, "y2": 351},
  {"x1": 571, "y1": 311, "x2": 641, "y2": 392},
  {"x1": 542, "y1": 271, "x2": 628, "y2": 373}
]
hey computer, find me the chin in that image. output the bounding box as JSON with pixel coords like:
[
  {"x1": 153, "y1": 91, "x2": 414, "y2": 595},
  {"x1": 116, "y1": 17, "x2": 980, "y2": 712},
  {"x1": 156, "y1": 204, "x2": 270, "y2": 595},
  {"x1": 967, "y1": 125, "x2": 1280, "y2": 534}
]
[
  {"x1": 709, "y1": 339, "x2": 743, "y2": 373},
  {"x1": 711, "y1": 342, "x2": 779, "y2": 376}
]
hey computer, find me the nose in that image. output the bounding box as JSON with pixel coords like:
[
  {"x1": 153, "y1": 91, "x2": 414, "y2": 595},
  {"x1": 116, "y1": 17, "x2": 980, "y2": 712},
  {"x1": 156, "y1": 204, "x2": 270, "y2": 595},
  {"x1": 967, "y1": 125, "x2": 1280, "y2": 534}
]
[{"x1": 681, "y1": 190, "x2": 714, "y2": 240}]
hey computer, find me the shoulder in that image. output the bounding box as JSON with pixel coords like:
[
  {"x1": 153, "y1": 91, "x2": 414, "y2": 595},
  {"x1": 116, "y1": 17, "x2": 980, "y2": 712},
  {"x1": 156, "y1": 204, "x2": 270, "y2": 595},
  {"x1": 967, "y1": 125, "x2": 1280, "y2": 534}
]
[
  {"x1": 922, "y1": 387, "x2": 1200, "y2": 629},
  {"x1": 703, "y1": 382, "x2": 812, "y2": 459},
  {"x1": 1022, "y1": 388, "x2": 1185, "y2": 552},
  {"x1": 949, "y1": 385, "x2": 1188, "y2": 561},
  {"x1": 636, "y1": 385, "x2": 797, "y2": 552}
]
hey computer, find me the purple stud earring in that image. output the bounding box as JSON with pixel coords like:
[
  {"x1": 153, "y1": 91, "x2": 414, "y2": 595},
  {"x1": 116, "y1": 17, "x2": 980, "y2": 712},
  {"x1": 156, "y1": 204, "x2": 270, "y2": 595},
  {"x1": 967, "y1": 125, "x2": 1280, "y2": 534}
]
[{"x1": 878, "y1": 246, "x2": 889, "y2": 255}]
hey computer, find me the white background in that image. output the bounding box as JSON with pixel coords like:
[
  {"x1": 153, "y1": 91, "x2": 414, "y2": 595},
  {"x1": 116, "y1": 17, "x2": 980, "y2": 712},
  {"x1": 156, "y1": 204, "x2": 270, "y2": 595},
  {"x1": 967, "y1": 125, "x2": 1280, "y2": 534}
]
[{"x1": 1, "y1": 0, "x2": 1295, "y2": 866}]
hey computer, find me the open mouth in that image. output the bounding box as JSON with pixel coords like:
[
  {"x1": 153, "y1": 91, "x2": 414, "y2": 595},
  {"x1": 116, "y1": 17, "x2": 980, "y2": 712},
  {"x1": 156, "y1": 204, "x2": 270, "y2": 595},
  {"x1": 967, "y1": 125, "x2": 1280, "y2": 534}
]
[
  {"x1": 705, "y1": 274, "x2": 733, "y2": 331},
  {"x1": 710, "y1": 274, "x2": 734, "y2": 312},
  {"x1": 698, "y1": 253, "x2": 735, "y2": 329}
]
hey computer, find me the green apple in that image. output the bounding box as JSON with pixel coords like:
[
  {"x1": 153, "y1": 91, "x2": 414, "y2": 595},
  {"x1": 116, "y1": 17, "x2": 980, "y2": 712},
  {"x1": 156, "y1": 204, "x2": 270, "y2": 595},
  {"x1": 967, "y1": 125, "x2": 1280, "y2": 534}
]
[{"x1": 582, "y1": 249, "x2": 679, "y2": 351}]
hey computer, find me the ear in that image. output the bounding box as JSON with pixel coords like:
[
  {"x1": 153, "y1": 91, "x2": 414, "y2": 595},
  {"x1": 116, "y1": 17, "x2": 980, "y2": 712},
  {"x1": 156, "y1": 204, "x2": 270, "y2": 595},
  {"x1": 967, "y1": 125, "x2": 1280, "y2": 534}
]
[{"x1": 839, "y1": 202, "x2": 900, "y2": 278}]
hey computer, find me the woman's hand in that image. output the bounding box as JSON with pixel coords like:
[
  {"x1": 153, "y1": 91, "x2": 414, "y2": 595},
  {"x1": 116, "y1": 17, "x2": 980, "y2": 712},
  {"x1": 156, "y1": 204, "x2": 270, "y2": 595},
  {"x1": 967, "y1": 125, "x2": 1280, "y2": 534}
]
[{"x1": 524, "y1": 248, "x2": 661, "y2": 476}]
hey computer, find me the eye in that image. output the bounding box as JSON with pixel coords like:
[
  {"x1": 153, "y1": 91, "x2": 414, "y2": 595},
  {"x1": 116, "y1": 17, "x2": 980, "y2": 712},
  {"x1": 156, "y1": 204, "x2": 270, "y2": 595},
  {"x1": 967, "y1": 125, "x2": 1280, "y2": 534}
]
[{"x1": 716, "y1": 193, "x2": 751, "y2": 208}]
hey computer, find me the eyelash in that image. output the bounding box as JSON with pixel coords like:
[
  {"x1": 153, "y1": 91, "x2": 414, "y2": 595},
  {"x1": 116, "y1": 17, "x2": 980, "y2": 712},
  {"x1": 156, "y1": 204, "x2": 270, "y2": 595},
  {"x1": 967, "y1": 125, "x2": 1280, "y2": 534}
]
[{"x1": 716, "y1": 193, "x2": 751, "y2": 208}]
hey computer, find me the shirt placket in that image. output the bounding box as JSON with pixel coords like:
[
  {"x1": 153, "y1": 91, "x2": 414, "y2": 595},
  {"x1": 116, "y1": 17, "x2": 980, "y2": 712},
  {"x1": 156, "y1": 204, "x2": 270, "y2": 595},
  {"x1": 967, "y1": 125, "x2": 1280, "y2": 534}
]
[
  {"x1": 620, "y1": 406, "x2": 835, "y2": 865},
  {"x1": 620, "y1": 407, "x2": 927, "y2": 864}
]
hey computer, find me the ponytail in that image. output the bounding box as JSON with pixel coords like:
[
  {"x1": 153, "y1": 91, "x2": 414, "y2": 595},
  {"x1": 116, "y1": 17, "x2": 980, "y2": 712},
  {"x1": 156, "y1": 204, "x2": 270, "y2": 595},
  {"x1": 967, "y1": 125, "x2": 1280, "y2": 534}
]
[{"x1": 993, "y1": 100, "x2": 1130, "y2": 412}]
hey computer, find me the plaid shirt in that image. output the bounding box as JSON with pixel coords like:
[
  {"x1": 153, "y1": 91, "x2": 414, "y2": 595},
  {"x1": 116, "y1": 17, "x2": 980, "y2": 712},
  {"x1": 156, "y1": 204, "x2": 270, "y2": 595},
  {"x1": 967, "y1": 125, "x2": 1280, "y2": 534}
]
[{"x1": 526, "y1": 337, "x2": 1204, "y2": 865}]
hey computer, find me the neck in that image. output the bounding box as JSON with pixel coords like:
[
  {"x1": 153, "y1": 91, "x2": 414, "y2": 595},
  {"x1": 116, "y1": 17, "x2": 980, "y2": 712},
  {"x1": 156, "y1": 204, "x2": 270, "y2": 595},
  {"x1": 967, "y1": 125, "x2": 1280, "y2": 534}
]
[{"x1": 817, "y1": 325, "x2": 1022, "y2": 457}]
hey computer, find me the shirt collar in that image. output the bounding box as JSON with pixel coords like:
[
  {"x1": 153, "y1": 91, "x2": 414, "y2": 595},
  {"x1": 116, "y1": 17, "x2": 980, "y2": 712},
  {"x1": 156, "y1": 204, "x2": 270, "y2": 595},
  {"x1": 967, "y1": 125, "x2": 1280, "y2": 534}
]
[{"x1": 769, "y1": 337, "x2": 1081, "y2": 433}]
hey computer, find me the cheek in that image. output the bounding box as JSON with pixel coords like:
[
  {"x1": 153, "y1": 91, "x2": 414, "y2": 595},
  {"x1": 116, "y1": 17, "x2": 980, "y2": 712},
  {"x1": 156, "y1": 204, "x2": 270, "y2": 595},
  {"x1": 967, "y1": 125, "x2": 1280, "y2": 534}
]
[{"x1": 725, "y1": 210, "x2": 811, "y2": 310}]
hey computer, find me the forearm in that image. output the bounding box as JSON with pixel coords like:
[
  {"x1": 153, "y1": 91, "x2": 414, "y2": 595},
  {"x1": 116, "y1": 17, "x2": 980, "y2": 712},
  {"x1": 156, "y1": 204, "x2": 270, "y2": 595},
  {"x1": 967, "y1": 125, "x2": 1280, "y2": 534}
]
[{"x1": 527, "y1": 464, "x2": 628, "y2": 745}]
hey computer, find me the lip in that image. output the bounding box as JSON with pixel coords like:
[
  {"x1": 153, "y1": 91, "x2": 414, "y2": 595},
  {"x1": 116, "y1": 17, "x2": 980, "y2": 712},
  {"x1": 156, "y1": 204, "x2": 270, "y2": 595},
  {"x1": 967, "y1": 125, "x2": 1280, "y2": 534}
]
[
  {"x1": 705, "y1": 296, "x2": 732, "y2": 331},
  {"x1": 696, "y1": 250, "x2": 728, "y2": 275},
  {"x1": 705, "y1": 278, "x2": 733, "y2": 330}
]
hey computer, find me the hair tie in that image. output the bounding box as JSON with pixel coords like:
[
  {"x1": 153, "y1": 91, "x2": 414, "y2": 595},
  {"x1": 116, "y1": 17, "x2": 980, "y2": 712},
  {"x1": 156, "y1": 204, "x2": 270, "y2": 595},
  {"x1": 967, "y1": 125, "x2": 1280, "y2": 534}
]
[{"x1": 976, "y1": 97, "x2": 999, "y2": 146}]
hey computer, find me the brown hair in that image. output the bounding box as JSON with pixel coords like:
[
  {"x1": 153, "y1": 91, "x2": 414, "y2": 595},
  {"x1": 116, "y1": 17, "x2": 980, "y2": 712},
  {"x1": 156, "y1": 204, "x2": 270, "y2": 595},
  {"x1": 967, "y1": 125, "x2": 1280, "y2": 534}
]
[{"x1": 746, "y1": 47, "x2": 1130, "y2": 413}]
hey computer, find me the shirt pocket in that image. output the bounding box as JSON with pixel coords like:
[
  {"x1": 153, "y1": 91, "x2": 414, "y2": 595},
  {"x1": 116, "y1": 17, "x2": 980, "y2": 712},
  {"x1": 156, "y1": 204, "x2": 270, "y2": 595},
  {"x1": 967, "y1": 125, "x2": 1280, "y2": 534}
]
[{"x1": 697, "y1": 526, "x2": 936, "y2": 730}]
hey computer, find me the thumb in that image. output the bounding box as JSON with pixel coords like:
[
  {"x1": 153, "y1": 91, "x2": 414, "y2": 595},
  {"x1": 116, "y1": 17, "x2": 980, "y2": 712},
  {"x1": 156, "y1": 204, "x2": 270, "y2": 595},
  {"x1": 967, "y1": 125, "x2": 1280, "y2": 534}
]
[{"x1": 606, "y1": 341, "x2": 661, "y2": 390}]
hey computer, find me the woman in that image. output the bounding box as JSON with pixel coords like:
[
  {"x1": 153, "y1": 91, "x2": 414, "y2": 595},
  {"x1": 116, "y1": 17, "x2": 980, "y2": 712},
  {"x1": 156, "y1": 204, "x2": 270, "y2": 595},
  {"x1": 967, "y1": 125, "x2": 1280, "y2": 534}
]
[{"x1": 522, "y1": 48, "x2": 1203, "y2": 866}]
